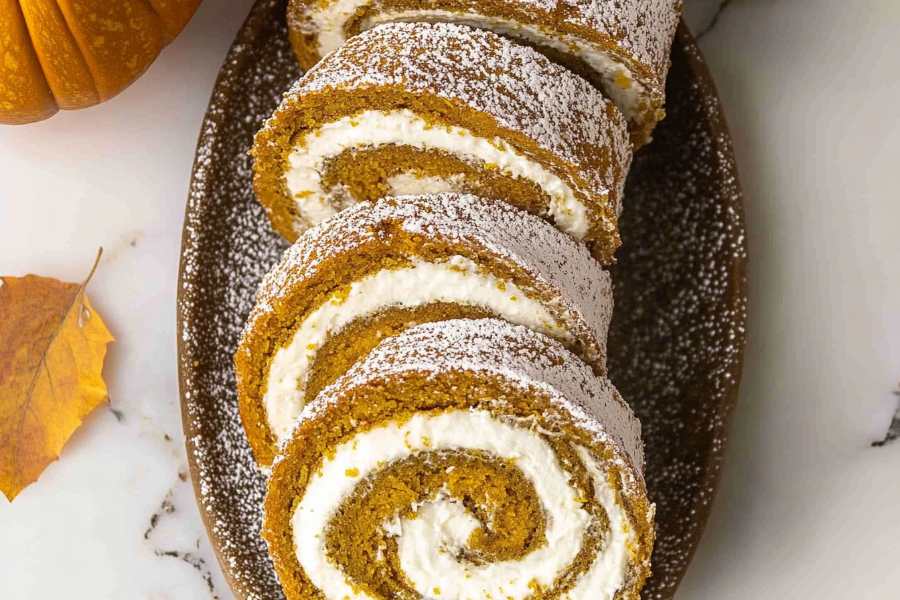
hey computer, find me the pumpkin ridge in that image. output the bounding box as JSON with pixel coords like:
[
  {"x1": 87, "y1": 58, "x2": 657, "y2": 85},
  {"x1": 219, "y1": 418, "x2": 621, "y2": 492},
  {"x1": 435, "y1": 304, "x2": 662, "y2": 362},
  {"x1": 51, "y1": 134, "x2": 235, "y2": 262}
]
[
  {"x1": 1, "y1": 0, "x2": 198, "y2": 122},
  {"x1": 54, "y1": 0, "x2": 164, "y2": 101},
  {"x1": 48, "y1": 0, "x2": 104, "y2": 101},
  {"x1": 0, "y1": 0, "x2": 57, "y2": 122},
  {"x1": 19, "y1": 0, "x2": 101, "y2": 107}
]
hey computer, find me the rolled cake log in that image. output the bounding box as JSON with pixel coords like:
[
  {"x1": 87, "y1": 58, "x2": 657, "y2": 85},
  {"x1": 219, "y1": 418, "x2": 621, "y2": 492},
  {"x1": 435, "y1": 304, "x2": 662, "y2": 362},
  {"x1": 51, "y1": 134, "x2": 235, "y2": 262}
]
[
  {"x1": 236, "y1": 193, "x2": 613, "y2": 466},
  {"x1": 264, "y1": 319, "x2": 654, "y2": 600},
  {"x1": 286, "y1": 0, "x2": 682, "y2": 145},
  {"x1": 251, "y1": 21, "x2": 631, "y2": 263}
]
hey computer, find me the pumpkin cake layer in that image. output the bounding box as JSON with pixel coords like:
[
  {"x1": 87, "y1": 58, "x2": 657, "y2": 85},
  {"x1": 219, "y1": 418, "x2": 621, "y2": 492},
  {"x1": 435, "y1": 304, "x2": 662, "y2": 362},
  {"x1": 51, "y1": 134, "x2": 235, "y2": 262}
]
[
  {"x1": 286, "y1": 0, "x2": 682, "y2": 145},
  {"x1": 251, "y1": 21, "x2": 632, "y2": 263},
  {"x1": 264, "y1": 319, "x2": 654, "y2": 600},
  {"x1": 235, "y1": 193, "x2": 613, "y2": 466}
]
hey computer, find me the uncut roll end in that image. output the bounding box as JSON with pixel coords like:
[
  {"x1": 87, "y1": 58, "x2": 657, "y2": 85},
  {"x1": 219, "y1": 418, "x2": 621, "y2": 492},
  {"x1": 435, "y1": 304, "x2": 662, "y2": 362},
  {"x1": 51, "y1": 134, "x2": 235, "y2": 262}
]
[{"x1": 285, "y1": 0, "x2": 681, "y2": 146}]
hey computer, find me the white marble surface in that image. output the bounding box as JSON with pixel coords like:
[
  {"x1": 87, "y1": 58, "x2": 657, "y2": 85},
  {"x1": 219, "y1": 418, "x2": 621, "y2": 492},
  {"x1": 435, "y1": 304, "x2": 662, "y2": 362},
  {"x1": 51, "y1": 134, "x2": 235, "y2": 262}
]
[{"x1": 0, "y1": 1, "x2": 898, "y2": 598}]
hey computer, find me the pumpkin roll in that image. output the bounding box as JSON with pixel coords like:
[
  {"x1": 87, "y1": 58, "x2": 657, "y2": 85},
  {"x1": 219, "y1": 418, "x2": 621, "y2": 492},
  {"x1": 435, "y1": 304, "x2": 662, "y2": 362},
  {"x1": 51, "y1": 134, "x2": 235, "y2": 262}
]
[
  {"x1": 286, "y1": 0, "x2": 682, "y2": 145},
  {"x1": 264, "y1": 319, "x2": 654, "y2": 600},
  {"x1": 236, "y1": 193, "x2": 612, "y2": 466},
  {"x1": 251, "y1": 21, "x2": 631, "y2": 262}
]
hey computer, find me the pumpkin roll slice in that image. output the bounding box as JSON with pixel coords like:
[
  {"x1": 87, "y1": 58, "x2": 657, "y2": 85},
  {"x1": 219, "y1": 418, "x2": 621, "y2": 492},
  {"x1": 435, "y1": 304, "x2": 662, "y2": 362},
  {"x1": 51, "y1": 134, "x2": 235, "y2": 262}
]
[
  {"x1": 264, "y1": 319, "x2": 654, "y2": 600},
  {"x1": 286, "y1": 0, "x2": 681, "y2": 145},
  {"x1": 236, "y1": 193, "x2": 612, "y2": 466},
  {"x1": 252, "y1": 21, "x2": 631, "y2": 263}
]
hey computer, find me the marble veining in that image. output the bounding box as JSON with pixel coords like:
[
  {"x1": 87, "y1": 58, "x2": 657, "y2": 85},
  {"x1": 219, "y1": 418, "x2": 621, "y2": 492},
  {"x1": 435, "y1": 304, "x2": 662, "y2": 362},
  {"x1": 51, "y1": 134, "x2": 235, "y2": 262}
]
[
  {"x1": 144, "y1": 475, "x2": 222, "y2": 600},
  {"x1": 872, "y1": 385, "x2": 900, "y2": 447}
]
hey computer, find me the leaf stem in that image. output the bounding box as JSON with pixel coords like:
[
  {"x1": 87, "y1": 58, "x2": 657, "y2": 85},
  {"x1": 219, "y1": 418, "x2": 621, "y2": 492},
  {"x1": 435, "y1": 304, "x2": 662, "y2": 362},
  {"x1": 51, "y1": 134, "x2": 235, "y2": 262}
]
[{"x1": 83, "y1": 247, "x2": 104, "y2": 287}]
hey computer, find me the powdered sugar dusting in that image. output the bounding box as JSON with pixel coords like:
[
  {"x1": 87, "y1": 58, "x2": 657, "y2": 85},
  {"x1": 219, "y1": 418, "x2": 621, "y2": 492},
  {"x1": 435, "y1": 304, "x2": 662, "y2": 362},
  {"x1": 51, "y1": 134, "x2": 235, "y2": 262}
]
[
  {"x1": 274, "y1": 22, "x2": 632, "y2": 210},
  {"x1": 179, "y1": 9, "x2": 745, "y2": 600},
  {"x1": 179, "y1": 3, "x2": 295, "y2": 599},
  {"x1": 305, "y1": 318, "x2": 644, "y2": 477},
  {"x1": 607, "y1": 33, "x2": 747, "y2": 597},
  {"x1": 244, "y1": 193, "x2": 613, "y2": 370},
  {"x1": 290, "y1": 0, "x2": 681, "y2": 86}
]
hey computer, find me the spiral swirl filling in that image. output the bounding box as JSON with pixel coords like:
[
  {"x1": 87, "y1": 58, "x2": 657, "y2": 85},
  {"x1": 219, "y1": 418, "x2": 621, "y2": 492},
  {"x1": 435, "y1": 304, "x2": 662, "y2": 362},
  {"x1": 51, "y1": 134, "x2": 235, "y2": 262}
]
[{"x1": 292, "y1": 409, "x2": 636, "y2": 599}]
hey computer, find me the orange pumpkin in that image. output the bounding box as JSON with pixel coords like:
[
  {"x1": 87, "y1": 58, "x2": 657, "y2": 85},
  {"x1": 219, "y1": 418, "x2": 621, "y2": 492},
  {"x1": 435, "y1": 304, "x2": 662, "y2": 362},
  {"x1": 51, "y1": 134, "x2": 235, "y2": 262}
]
[{"x1": 0, "y1": 0, "x2": 201, "y2": 124}]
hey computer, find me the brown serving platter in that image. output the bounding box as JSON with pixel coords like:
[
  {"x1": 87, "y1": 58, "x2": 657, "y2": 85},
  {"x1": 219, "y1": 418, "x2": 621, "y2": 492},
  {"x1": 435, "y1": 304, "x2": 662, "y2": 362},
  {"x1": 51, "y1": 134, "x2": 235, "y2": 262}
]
[{"x1": 178, "y1": 2, "x2": 748, "y2": 597}]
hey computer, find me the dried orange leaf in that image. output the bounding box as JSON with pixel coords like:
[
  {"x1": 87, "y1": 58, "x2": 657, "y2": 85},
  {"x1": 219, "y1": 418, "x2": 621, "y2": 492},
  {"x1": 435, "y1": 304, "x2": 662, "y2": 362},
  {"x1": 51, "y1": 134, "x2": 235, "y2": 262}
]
[{"x1": 0, "y1": 250, "x2": 114, "y2": 501}]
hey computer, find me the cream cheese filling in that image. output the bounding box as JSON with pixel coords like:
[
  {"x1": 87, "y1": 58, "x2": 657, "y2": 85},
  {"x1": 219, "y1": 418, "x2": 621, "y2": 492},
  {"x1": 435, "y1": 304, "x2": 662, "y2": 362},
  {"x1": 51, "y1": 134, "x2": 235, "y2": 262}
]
[
  {"x1": 291, "y1": 409, "x2": 635, "y2": 599},
  {"x1": 263, "y1": 256, "x2": 568, "y2": 442},
  {"x1": 285, "y1": 109, "x2": 590, "y2": 238},
  {"x1": 386, "y1": 172, "x2": 465, "y2": 196}
]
